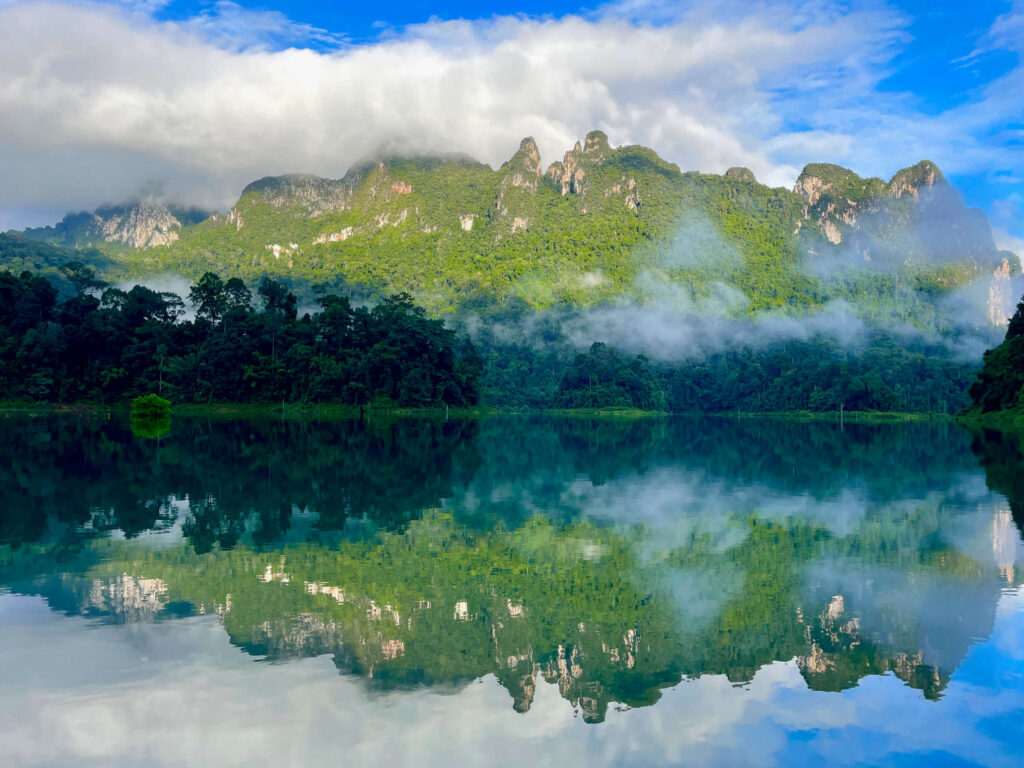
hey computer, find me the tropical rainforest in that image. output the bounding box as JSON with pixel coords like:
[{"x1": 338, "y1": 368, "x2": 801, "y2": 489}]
[
  {"x1": 2, "y1": 131, "x2": 1021, "y2": 413},
  {"x1": 0, "y1": 266, "x2": 481, "y2": 407}
]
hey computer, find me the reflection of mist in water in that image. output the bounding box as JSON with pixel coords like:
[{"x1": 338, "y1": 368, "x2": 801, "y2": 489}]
[{"x1": 1, "y1": 414, "x2": 1023, "y2": 739}]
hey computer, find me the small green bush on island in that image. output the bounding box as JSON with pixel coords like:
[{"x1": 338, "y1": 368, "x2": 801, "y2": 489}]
[
  {"x1": 131, "y1": 393, "x2": 172, "y2": 419},
  {"x1": 130, "y1": 394, "x2": 172, "y2": 439}
]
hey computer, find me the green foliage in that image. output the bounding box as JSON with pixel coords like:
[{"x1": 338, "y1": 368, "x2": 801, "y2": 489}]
[
  {"x1": 131, "y1": 393, "x2": 172, "y2": 418},
  {"x1": 13, "y1": 145, "x2": 999, "y2": 326},
  {"x1": 0, "y1": 271, "x2": 481, "y2": 407},
  {"x1": 130, "y1": 414, "x2": 171, "y2": 439},
  {"x1": 968, "y1": 295, "x2": 1024, "y2": 414},
  {"x1": 3, "y1": 143, "x2": 1011, "y2": 415},
  {"x1": 553, "y1": 342, "x2": 666, "y2": 410},
  {"x1": 0, "y1": 233, "x2": 112, "y2": 296},
  {"x1": 667, "y1": 335, "x2": 976, "y2": 415},
  {"x1": 0, "y1": 414, "x2": 1013, "y2": 718}
]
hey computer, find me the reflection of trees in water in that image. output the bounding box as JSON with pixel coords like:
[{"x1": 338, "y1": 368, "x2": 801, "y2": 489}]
[
  {"x1": 0, "y1": 414, "x2": 990, "y2": 550},
  {"x1": 4, "y1": 507, "x2": 1019, "y2": 721},
  {"x1": 0, "y1": 415, "x2": 482, "y2": 549},
  {"x1": 972, "y1": 428, "x2": 1024, "y2": 536},
  {"x1": 0, "y1": 414, "x2": 1022, "y2": 721}
]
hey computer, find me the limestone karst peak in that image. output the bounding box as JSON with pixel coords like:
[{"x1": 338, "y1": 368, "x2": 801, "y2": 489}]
[
  {"x1": 888, "y1": 160, "x2": 946, "y2": 200},
  {"x1": 583, "y1": 130, "x2": 610, "y2": 155},
  {"x1": 502, "y1": 136, "x2": 542, "y2": 176},
  {"x1": 725, "y1": 167, "x2": 756, "y2": 183}
]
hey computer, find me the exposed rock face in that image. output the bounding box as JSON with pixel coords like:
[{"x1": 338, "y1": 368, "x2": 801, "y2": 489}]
[
  {"x1": 542, "y1": 131, "x2": 614, "y2": 203},
  {"x1": 86, "y1": 574, "x2": 168, "y2": 622},
  {"x1": 991, "y1": 508, "x2": 1018, "y2": 582},
  {"x1": 794, "y1": 173, "x2": 832, "y2": 207},
  {"x1": 989, "y1": 257, "x2": 1014, "y2": 325},
  {"x1": 501, "y1": 136, "x2": 542, "y2": 181},
  {"x1": 29, "y1": 201, "x2": 204, "y2": 248},
  {"x1": 314, "y1": 227, "x2": 354, "y2": 244},
  {"x1": 794, "y1": 159, "x2": 1001, "y2": 263},
  {"x1": 492, "y1": 136, "x2": 546, "y2": 234},
  {"x1": 89, "y1": 201, "x2": 184, "y2": 248},
  {"x1": 821, "y1": 218, "x2": 843, "y2": 245},
  {"x1": 889, "y1": 160, "x2": 944, "y2": 201},
  {"x1": 583, "y1": 129, "x2": 610, "y2": 159},
  {"x1": 239, "y1": 173, "x2": 352, "y2": 217}
]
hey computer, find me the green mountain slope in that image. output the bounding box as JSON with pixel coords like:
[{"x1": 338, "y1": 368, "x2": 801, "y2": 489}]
[{"x1": 9, "y1": 131, "x2": 1016, "y2": 322}]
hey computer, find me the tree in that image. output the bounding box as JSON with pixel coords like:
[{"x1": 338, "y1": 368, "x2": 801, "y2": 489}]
[
  {"x1": 224, "y1": 277, "x2": 252, "y2": 312},
  {"x1": 189, "y1": 272, "x2": 228, "y2": 323},
  {"x1": 59, "y1": 261, "x2": 106, "y2": 296}
]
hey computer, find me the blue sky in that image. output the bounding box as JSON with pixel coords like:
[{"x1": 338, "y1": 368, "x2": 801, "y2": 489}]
[{"x1": 0, "y1": 0, "x2": 1020, "y2": 252}]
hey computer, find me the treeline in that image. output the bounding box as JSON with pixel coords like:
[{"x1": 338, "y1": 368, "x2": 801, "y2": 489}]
[
  {"x1": 0, "y1": 266, "x2": 481, "y2": 406},
  {"x1": 0, "y1": 260, "x2": 988, "y2": 413},
  {"x1": 967, "y1": 296, "x2": 1024, "y2": 414},
  {"x1": 551, "y1": 337, "x2": 977, "y2": 414}
]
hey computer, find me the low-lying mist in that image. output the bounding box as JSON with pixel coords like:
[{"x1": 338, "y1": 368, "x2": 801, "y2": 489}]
[{"x1": 466, "y1": 209, "x2": 1019, "y2": 364}]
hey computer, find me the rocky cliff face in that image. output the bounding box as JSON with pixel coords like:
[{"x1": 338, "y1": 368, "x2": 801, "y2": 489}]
[
  {"x1": 22, "y1": 201, "x2": 207, "y2": 248},
  {"x1": 990, "y1": 257, "x2": 1015, "y2": 325},
  {"x1": 889, "y1": 160, "x2": 944, "y2": 201},
  {"x1": 546, "y1": 130, "x2": 611, "y2": 202},
  {"x1": 794, "y1": 159, "x2": 1000, "y2": 265},
  {"x1": 93, "y1": 201, "x2": 184, "y2": 247},
  {"x1": 237, "y1": 173, "x2": 354, "y2": 217}
]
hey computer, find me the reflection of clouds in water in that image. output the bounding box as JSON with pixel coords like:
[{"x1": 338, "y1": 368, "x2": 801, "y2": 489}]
[
  {"x1": 540, "y1": 466, "x2": 1003, "y2": 543},
  {"x1": 458, "y1": 460, "x2": 1022, "y2": 641},
  {"x1": 798, "y1": 504, "x2": 1024, "y2": 675},
  {"x1": 2, "y1": 590, "x2": 1021, "y2": 768},
  {"x1": 658, "y1": 569, "x2": 744, "y2": 631}
]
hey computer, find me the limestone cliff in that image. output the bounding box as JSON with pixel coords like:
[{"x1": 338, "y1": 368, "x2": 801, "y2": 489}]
[{"x1": 22, "y1": 200, "x2": 206, "y2": 249}]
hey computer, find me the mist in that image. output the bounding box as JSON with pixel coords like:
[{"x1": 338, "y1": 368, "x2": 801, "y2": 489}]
[
  {"x1": 466, "y1": 208, "x2": 1015, "y2": 366},
  {"x1": 114, "y1": 274, "x2": 199, "y2": 321}
]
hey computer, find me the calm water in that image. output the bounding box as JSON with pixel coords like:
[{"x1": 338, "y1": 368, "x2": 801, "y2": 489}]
[{"x1": 1, "y1": 414, "x2": 1022, "y2": 767}]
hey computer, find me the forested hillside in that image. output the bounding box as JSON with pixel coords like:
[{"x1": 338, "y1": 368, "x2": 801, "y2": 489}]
[
  {"x1": 4, "y1": 132, "x2": 1021, "y2": 413},
  {"x1": 11, "y1": 132, "x2": 1018, "y2": 322}
]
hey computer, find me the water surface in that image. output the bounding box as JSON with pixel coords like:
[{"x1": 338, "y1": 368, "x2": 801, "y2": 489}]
[{"x1": 1, "y1": 414, "x2": 1022, "y2": 766}]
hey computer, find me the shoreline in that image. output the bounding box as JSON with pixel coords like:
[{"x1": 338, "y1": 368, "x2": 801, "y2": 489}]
[
  {"x1": 956, "y1": 406, "x2": 1024, "y2": 431},
  {"x1": 0, "y1": 401, "x2": 964, "y2": 424}
]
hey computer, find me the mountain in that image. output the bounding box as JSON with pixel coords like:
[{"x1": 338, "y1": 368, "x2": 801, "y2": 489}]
[
  {"x1": 5, "y1": 131, "x2": 1019, "y2": 322},
  {"x1": 22, "y1": 201, "x2": 208, "y2": 249}
]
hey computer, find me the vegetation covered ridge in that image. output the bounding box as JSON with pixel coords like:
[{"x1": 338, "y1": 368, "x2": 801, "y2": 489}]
[{"x1": 5, "y1": 132, "x2": 1016, "y2": 319}]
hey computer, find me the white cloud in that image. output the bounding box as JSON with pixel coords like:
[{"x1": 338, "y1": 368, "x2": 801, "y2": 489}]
[
  {"x1": 172, "y1": 1, "x2": 347, "y2": 52},
  {"x1": 0, "y1": 0, "x2": 1019, "y2": 227}
]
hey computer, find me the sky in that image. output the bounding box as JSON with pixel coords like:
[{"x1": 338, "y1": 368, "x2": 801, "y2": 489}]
[{"x1": 0, "y1": 0, "x2": 1021, "y2": 253}]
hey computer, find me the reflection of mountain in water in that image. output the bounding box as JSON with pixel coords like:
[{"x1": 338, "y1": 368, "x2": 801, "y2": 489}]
[
  {"x1": 972, "y1": 428, "x2": 1024, "y2": 540},
  {"x1": 0, "y1": 414, "x2": 1021, "y2": 722}
]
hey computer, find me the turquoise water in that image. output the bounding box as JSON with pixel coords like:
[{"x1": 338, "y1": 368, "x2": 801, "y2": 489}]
[{"x1": 1, "y1": 414, "x2": 1022, "y2": 766}]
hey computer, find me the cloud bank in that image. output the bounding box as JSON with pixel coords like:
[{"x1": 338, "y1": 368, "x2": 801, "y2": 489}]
[{"x1": 0, "y1": 0, "x2": 1020, "y2": 230}]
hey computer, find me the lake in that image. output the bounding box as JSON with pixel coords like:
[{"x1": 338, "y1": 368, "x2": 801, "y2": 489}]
[{"x1": 1, "y1": 413, "x2": 1022, "y2": 767}]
